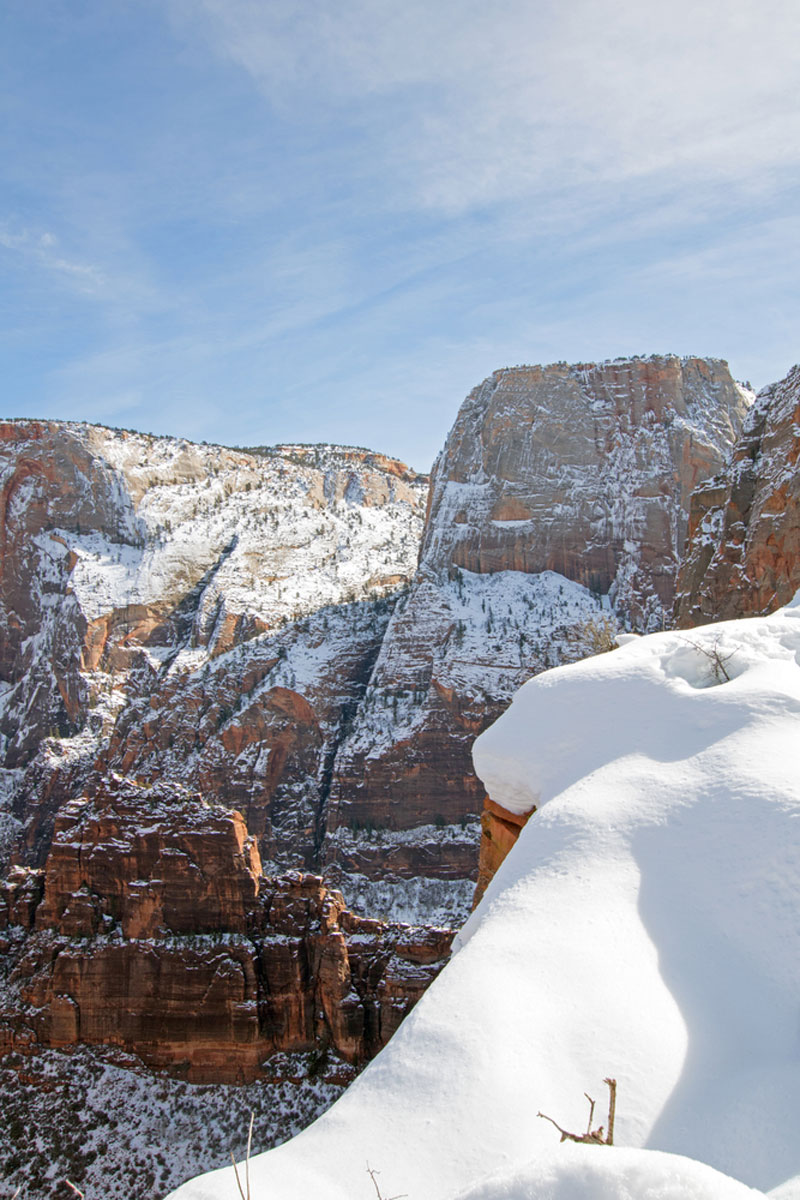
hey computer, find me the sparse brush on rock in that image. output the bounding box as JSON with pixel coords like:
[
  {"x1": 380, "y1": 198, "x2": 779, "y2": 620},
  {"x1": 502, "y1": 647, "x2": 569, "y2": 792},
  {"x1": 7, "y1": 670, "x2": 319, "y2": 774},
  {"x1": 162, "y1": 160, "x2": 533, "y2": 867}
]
[{"x1": 571, "y1": 615, "x2": 620, "y2": 655}]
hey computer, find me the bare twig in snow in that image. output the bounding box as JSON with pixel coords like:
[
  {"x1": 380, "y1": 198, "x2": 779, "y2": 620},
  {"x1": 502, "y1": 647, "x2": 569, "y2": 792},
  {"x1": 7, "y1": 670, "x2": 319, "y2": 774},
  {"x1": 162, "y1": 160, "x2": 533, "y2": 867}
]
[
  {"x1": 65, "y1": 1183, "x2": 86, "y2": 1199},
  {"x1": 583, "y1": 1092, "x2": 596, "y2": 1135},
  {"x1": 231, "y1": 1110, "x2": 255, "y2": 1200},
  {"x1": 604, "y1": 1077, "x2": 617, "y2": 1146},
  {"x1": 683, "y1": 635, "x2": 737, "y2": 683},
  {"x1": 366, "y1": 1161, "x2": 408, "y2": 1200},
  {"x1": 538, "y1": 1077, "x2": 617, "y2": 1146},
  {"x1": 246, "y1": 1108, "x2": 254, "y2": 1200}
]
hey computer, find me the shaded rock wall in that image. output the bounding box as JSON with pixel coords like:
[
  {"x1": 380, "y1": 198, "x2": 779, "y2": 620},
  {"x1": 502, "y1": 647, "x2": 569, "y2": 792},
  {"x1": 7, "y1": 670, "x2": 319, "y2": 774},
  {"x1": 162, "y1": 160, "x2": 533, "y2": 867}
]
[{"x1": 675, "y1": 363, "x2": 800, "y2": 625}]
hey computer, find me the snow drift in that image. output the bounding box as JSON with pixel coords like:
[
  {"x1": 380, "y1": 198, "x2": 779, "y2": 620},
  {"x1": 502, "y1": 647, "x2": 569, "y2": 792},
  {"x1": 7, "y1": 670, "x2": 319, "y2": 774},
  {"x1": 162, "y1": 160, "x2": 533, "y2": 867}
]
[{"x1": 167, "y1": 598, "x2": 800, "y2": 1200}]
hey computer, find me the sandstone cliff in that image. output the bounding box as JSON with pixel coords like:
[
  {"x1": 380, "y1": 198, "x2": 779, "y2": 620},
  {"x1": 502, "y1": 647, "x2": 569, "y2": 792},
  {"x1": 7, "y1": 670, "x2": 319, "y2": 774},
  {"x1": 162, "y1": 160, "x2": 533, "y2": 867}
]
[
  {"x1": 322, "y1": 356, "x2": 749, "y2": 911},
  {"x1": 0, "y1": 363, "x2": 749, "y2": 925},
  {"x1": 675, "y1": 362, "x2": 800, "y2": 626},
  {"x1": 421, "y1": 357, "x2": 746, "y2": 624},
  {"x1": 0, "y1": 777, "x2": 452, "y2": 1085}
]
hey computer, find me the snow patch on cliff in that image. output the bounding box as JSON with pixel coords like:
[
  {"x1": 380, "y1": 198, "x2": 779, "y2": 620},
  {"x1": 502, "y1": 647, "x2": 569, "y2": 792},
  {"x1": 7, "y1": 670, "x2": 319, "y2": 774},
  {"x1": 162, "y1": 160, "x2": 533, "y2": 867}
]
[
  {"x1": 335, "y1": 568, "x2": 608, "y2": 761},
  {"x1": 62, "y1": 431, "x2": 426, "y2": 629}
]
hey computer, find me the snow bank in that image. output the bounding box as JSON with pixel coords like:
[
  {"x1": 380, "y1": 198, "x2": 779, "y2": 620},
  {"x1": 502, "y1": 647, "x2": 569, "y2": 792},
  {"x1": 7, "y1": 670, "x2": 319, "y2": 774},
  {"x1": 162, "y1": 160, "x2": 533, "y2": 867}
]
[
  {"x1": 455, "y1": 1146, "x2": 765, "y2": 1200},
  {"x1": 167, "y1": 599, "x2": 800, "y2": 1200}
]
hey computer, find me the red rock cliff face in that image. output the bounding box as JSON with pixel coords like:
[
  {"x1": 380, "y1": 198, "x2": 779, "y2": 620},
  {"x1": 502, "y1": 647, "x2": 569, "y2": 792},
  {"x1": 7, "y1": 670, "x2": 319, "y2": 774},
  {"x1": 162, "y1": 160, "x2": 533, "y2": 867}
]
[
  {"x1": 321, "y1": 357, "x2": 748, "y2": 901},
  {"x1": 0, "y1": 421, "x2": 143, "y2": 760},
  {"x1": 675, "y1": 363, "x2": 800, "y2": 626},
  {"x1": 0, "y1": 779, "x2": 452, "y2": 1084},
  {"x1": 0, "y1": 367, "x2": 746, "y2": 932},
  {"x1": 420, "y1": 357, "x2": 746, "y2": 622}
]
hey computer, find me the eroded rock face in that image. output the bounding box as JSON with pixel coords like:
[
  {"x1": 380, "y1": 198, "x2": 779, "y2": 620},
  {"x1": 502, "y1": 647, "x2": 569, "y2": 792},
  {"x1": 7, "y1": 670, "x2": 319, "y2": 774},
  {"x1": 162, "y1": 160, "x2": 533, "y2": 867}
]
[
  {"x1": 675, "y1": 363, "x2": 800, "y2": 626},
  {"x1": 321, "y1": 357, "x2": 748, "y2": 902},
  {"x1": 472, "y1": 798, "x2": 535, "y2": 908},
  {"x1": 421, "y1": 357, "x2": 747, "y2": 624},
  {"x1": 0, "y1": 363, "x2": 748, "y2": 931},
  {"x1": 0, "y1": 422, "x2": 426, "y2": 874},
  {"x1": 33, "y1": 781, "x2": 261, "y2": 938},
  {"x1": 0, "y1": 779, "x2": 452, "y2": 1084},
  {"x1": 0, "y1": 421, "x2": 142, "y2": 760}
]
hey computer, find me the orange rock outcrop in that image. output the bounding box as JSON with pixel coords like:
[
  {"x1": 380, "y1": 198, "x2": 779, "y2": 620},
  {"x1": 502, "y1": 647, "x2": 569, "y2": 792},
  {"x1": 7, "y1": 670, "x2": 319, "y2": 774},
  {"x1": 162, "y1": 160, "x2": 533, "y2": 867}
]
[
  {"x1": 0, "y1": 778, "x2": 452, "y2": 1084},
  {"x1": 473, "y1": 797, "x2": 535, "y2": 907}
]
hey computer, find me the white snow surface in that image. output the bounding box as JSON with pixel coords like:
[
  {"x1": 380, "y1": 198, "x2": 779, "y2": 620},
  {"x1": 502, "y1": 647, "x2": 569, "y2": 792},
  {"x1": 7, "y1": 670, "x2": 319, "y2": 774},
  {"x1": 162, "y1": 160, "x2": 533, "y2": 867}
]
[
  {"x1": 56, "y1": 427, "x2": 427, "y2": 628},
  {"x1": 454, "y1": 1147, "x2": 766, "y2": 1200},
  {"x1": 171, "y1": 598, "x2": 800, "y2": 1200}
]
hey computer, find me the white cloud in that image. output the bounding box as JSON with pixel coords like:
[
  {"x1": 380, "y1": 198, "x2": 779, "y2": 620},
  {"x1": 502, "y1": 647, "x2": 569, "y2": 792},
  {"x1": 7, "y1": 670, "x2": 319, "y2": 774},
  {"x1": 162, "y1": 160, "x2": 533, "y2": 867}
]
[
  {"x1": 173, "y1": 0, "x2": 800, "y2": 214},
  {"x1": 0, "y1": 225, "x2": 104, "y2": 291}
]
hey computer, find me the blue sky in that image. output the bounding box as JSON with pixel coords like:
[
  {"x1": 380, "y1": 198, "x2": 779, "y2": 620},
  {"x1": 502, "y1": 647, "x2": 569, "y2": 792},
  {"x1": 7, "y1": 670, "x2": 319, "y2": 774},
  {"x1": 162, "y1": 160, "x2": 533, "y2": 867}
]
[{"x1": 2, "y1": 0, "x2": 799, "y2": 471}]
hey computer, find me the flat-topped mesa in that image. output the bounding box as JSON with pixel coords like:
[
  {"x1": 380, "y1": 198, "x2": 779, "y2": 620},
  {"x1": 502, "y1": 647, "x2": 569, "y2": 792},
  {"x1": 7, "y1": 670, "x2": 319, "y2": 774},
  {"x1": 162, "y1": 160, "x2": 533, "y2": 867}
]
[
  {"x1": 421, "y1": 356, "x2": 749, "y2": 624},
  {"x1": 675, "y1": 362, "x2": 800, "y2": 626},
  {"x1": 322, "y1": 356, "x2": 749, "y2": 914}
]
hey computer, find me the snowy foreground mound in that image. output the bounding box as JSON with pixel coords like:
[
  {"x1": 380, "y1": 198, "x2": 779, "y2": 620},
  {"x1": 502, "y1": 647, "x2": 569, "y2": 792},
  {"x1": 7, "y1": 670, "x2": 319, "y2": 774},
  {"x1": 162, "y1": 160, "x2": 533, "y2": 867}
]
[{"x1": 169, "y1": 601, "x2": 800, "y2": 1200}]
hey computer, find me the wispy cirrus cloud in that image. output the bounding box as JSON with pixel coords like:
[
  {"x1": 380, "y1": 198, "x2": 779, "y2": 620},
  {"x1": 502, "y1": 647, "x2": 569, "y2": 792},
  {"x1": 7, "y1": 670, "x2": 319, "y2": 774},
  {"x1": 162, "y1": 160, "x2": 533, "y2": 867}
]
[
  {"x1": 173, "y1": 0, "x2": 800, "y2": 214},
  {"x1": 0, "y1": 225, "x2": 104, "y2": 291},
  {"x1": 2, "y1": 2, "x2": 798, "y2": 466}
]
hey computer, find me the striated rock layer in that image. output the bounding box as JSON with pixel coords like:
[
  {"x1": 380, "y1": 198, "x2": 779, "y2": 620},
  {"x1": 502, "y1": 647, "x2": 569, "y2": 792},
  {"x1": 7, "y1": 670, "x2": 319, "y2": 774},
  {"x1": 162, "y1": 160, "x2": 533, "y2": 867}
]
[
  {"x1": 322, "y1": 356, "x2": 749, "y2": 902},
  {"x1": 420, "y1": 357, "x2": 746, "y2": 623},
  {"x1": 675, "y1": 362, "x2": 800, "y2": 626},
  {"x1": 0, "y1": 778, "x2": 452, "y2": 1084}
]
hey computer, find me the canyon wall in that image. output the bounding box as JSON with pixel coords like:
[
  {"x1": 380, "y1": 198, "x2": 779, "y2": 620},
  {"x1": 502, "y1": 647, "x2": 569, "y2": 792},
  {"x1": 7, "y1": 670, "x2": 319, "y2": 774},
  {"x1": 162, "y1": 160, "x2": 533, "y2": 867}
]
[
  {"x1": 0, "y1": 423, "x2": 427, "y2": 877},
  {"x1": 0, "y1": 361, "x2": 750, "y2": 927},
  {"x1": 0, "y1": 777, "x2": 451, "y2": 1084},
  {"x1": 0, "y1": 356, "x2": 758, "y2": 1197},
  {"x1": 675, "y1": 362, "x2": 800, "y2": 626},
  {"x1": 321, "y1": 356, "x2": 749, "y2": 911}
]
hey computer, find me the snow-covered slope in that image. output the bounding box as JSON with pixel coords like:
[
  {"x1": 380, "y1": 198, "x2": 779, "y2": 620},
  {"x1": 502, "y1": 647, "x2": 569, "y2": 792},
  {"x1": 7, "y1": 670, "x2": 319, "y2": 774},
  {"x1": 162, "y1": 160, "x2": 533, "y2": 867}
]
[
  {"x1": 169, "y1": 596, "x2": 800, "y2": 1200},
  {"x1": 0, "y1": 421, "x2": 427, "y2": 871}
]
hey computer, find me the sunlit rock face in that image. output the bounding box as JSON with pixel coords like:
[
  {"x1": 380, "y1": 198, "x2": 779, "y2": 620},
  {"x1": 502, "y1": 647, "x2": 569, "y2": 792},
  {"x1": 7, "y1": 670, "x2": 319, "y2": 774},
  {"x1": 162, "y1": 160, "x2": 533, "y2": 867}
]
[
  {"x1": 0, "y1": 421, "x2": 427, "y2": 873},
  {"x1": 422, "y1": 356, "x2": 747, "y2": 622},
  {"x1": 0, "y1": 777, "x2": 453, "y2": 1084},
  {"x1": 0, "y1": 359, "x2": 748, "y2": 931},
  {"x1": 675, "y1": 362, "x2": 800, "y2": 627},
  {"x1": 322, "y1": 356, "x2": 748, "y2": 906}
]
